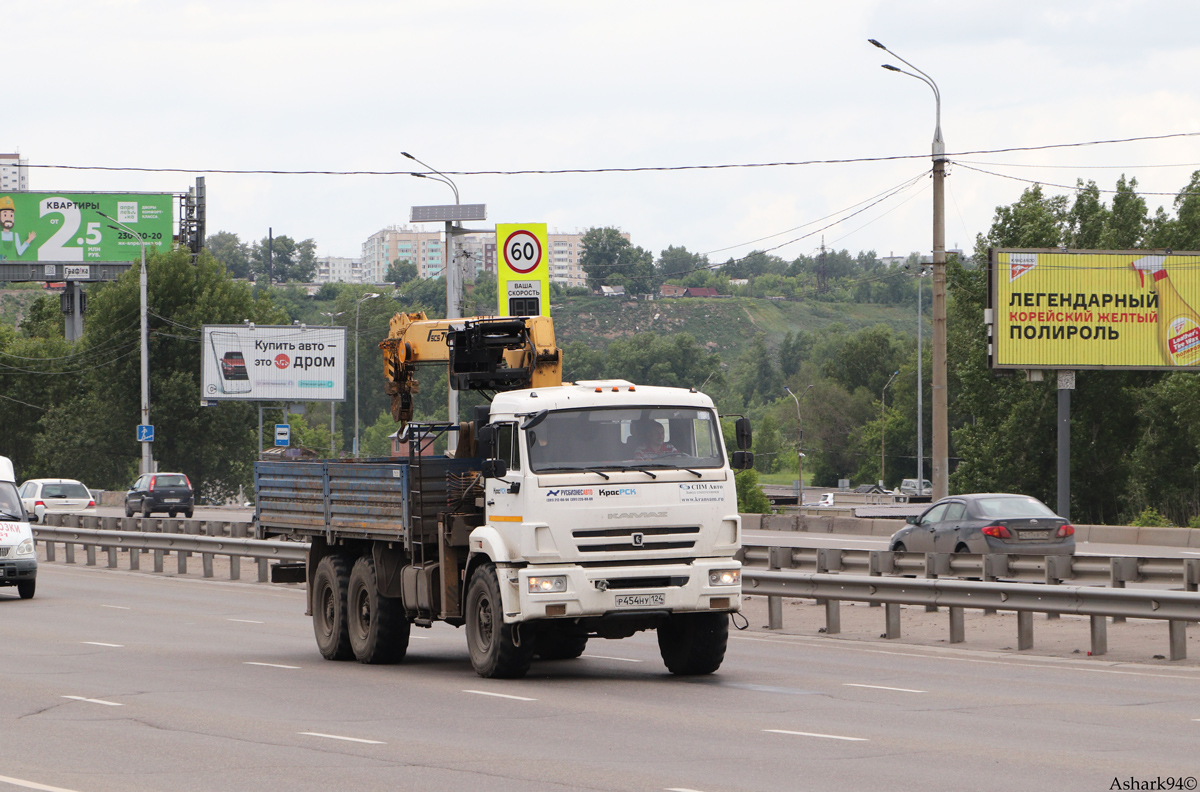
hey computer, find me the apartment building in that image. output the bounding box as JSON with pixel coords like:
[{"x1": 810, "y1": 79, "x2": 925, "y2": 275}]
[
  {"x1": 0, "y1": 153, "x2": 29, "y2": 192},
  {"x1": 361, "y1": 225, "x2": 445, "y2": 282},
  {"x1": 313, "y1": 256, "x2": 364, "y2": 284}
]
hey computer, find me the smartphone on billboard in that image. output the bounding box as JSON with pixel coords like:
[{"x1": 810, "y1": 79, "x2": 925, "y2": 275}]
[{"x1": 210, "y1": 331, "x2": 252, "y2": 394}]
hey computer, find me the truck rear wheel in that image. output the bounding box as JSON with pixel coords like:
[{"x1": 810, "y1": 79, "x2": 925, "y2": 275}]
[
  {"x1": 347, "y1": 556, "x2": 410, "y2": 664},
  {"x1": 657, "y1": 612, "x2": 728, "y2": 675},
  {"x1": 312, "y1": 554, "x2": 353, "y2": 661},
  {"x1": 535, "y1": 625, "x2": 588, "y2": 660},
  {"x1": 465, "y1": 563, "x2": 533, "y2": 678}
]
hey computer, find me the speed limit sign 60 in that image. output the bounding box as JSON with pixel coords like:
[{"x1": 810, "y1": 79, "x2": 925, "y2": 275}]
[{"x1": 502, "y1": 230, "x2": 543, "y2": 274}]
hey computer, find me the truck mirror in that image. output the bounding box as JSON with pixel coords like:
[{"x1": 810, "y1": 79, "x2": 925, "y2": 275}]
[
  {"x1": 735, "y1": 417, "x2": 753, "y2": 450},
  {"x1": 476, "y1": 424, "x2": 496, "y2": 459},
  {"x1": 481, "y1": 458, "x2": 508, "y2": 478},
  {"x1": 731, "y1": 451, "x2": 754, "y2": 470}
]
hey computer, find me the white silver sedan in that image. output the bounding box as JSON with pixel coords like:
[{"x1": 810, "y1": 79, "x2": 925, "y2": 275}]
[{"x1": 18, "y1": 479, "x2": 97, "y2": 523}]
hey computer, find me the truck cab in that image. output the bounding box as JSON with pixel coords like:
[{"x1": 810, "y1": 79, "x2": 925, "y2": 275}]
[
  {"x1": 0, "y1": 456, "x2": 37, "y2": 599},
  {"x1": 474, "y1": 381, "x2": 741, "y2": 630}
]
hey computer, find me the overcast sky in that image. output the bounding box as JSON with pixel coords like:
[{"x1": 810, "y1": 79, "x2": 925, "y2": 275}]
[{"x1": 8, "y1": 1, "x2": 1200, "y2": 265}]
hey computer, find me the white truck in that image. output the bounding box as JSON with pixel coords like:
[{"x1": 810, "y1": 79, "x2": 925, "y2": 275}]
[
  {"x1": 256, "y1": 378, "x2": 751, "y2": 679},
  {"x1": 0, "y1": 456, "x2": 38, "y2": 599}
]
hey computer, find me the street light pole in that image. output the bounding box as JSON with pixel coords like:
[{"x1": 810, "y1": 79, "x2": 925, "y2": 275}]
[
  {"x1": 99, "y1": 211, "x2": 152, "y2": 475},
  {"x1": 881, "y1": 370, "x2": 900, "y2": 488},
  {"x1": 320, "y1": 310, "x2": 344, "y2": 456},
  {"x1": 784, "y1": 385, "x2": 814, "y2": 505},
  {"x1": 404, "y1": 152, "x2": 464, "y2": 426},
  {"x1": 912, "y1": 265, "x2": 929, "y2": 496},
  {"x1": 871, "y1": 38, "x2": 949, "y2": 500},
  {"x1": 354, "y1": 293, "x2": 380, "y2": 457}
]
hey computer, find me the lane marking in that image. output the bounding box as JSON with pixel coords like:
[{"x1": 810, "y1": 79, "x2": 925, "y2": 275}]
[
  {"x1": 99, "y1": 605, "x2": 130, "y2": 610},
  {"x1": 1182, "y1": 552, "x2": 1200, "y2": 556},
  {"x1": 583, "y1": 654, "x2": 643, "y2": 663},
  {"x1": 227, "y1": 619, "x2": 264, "y2": 624},
  {"x1": 843, "y1": 683, "x2": 926, "y2": 693},
  {"x1": 463, "y1": 689, "x2": 537, "y2": 701},
  {"x1": 764, "y1": 729, "x2": 867, "y2": 742},
  {"x1": 666, "y1": 788, "x2": 709, "y2": 792},
  {"x1": 409, "y1": 635, "x2": 430, "y2": 640},
  {"x1": 299, "y1": 732, "x2": 385, "y2": 745},
  {"x1": 0, "y1": 773, "x2": 85, "y2": 792},
  {"x1": 61, "y1": 696, "x2": 122, "y2": 707},
  {"x1": 245, "y1": 662, "x2": 300, "y2": 669},
  {"x1": 80, "y1": 642, "x2": 123, "y2": 648}
]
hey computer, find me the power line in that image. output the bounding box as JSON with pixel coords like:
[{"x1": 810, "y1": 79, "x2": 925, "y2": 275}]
[
  {"x1": 953, "y1": 161, "x2": 1199, "y2": 196},
  {"x1": 21, "y1": 131, "x2": 1200, "y2": 178}
]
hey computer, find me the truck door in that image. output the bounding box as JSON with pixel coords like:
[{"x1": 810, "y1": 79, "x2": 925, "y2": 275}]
[{"x1": 485, "y1": 422, "x2": 524, "y2": 523}]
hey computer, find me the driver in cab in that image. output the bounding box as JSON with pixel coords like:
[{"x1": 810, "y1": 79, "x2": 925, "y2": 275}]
[{"x1": 634, "y1": 420, "x2": 678, "y2": 460}]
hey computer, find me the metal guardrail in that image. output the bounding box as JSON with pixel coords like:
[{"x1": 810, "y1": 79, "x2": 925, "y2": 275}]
[
  {"x1": 34, "y1": 526, "x2": 307, "y2": 582},
  {"x1": 743, "y1": 568, "x2": 1198, "y2": 661},
  {"x1": 740, "y1": 545, "x2": 1200, "y2": 592}
]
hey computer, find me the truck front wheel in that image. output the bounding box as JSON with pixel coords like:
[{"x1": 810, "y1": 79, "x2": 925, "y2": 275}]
[
  {"x1": 347, "y1": 556, "x2": 410, "y2": 664},
  {"x1": 465, "y1": 563, "x2": 533, "y2": 679},
  {"x1": 312, "y1": 554, "x2": 353, "y2": 661},
  {"x1": 657, "y1": 612, "x2": 728, "y2": 675}
]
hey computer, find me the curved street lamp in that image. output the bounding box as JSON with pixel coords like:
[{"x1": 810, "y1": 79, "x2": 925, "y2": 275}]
[
  {"x1": 870, "y1": 38, "x2": 949, "y2": 500},
  {"x1": 98, "y1": 210, "x2": 152, "y2": 475},
  {"x1": 353, "y1": 293, "x2": 380, "y2": 457},
  {"x1": 784, "y1": 385, "x2": 814, "y2": 505}
]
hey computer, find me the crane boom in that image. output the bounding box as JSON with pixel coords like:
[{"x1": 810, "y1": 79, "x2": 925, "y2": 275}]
[{"x1": 379, "y1": 311, "x2": 562, "y2": 428}]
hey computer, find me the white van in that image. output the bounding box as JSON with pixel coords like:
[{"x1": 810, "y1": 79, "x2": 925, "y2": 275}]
[{"x1": 0, "y1": 457, "x2": 37, "y2": 599}]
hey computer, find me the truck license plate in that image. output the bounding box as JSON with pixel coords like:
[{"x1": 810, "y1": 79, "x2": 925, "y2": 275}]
[
  {"x1": 615, "y1": 593, "x2": 665, "y2": 608},
  {"x1": 1022, "y1": 530, "x2": 1049, "y2": 540}
]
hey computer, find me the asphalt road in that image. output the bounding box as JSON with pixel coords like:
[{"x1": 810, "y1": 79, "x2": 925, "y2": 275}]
[{"x1": 3, "y1": 563, "x2": 1199, "y2": 791}]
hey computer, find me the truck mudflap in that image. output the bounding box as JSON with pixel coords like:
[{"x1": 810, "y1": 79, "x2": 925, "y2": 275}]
[{"x1": 504, "y1": 558, "x2": 741, "y2": 624}]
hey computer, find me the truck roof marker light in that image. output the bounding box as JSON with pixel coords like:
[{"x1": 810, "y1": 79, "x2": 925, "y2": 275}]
[
  {"x1": 628, "y1": 385, "x2": 635, "y2": 391},
  {"x1": 611, "y1": 386, "x2": 619, "y2": 392},
  {"x1": 595, "y1": 387, "x2": 602, "y2": 392}
]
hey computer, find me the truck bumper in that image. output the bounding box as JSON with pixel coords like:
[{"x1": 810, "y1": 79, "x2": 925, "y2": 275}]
[
  {"x1": 0, "y1": 558, "x2": 37, "y2": 586},
  {"x1": 504, "y1": 558, "x2": 741, "y2": 623}
]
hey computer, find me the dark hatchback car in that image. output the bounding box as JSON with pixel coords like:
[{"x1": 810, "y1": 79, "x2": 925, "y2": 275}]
[
  {"x1": 125, "y1": 473, "x2": 194, "y2": 518},
  {"x1": 889, "y1": 493, "x2": 1075, "y2": 556}
]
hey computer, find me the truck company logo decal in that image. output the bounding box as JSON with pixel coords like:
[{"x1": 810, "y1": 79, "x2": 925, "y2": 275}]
[
  {"x1": 546, "y1": 488, "x2": 594, "y2": 503},
  {"x1": 426, "y1": 329, "x2": 447, "y2": 342},
  {"x1": 631, "y1": 532, "x2": 644, "y2": 547},
  {"x1": 679, "y1": 482, "x2": 725, "y2": 503},
  {"x1": 607, "y1": 511, "x2": 667, "y2": 519},
  {"x1": 0, "y1": 521, "x2": 28, "y2": 538},
  {"x1": 599, "y1": 487, "x2": 637, "y2": 497}
]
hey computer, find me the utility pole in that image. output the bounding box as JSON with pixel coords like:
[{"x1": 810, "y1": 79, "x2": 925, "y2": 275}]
[{"x1": 267, "y1": 227, "x2": 274, "y2": 285}]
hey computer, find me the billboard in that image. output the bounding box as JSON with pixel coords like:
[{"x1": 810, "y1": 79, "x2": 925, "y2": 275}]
[
  {"x1": 201, "y1": 325, "x2": 347, "y2": 402},
  {"x1": 496, "y1": 223, "x2": 550, "y2": 317},
  {"x1": 0, "y1": 192, "x2": 173, "y2": 264},
  {"x1": 989, "y1": 248, "x2": 1200, "y2": 370}
]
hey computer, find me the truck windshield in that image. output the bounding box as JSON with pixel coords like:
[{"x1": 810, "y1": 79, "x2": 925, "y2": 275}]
[{"x1": 527, "y1": 407, "x2": 724, "y2": 473}]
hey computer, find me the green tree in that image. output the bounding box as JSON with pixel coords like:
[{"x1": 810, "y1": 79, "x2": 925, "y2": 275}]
[
  {"x1": 580, "y1": 227, "x2": 657, "y2": 291},
  {"x1": 30, "y1": 248, "x2": 286, "y2": 498},
  {"x1": 735, "y1": 469, "x2": 771, "y2": 514},
  {"x1": 658, "y1": 245, "x2": 708, "y2": 279},
  {"x1": 1102, "y1": 175, "x2": 1148, "y2": 249},
  {"x1": 250, "y1": 234, "x2": 318, "y2": 283},
  {"x1": 1066, "y1": 180, "x2": 1110, "y2": 249},
  {"x1": 604, "y1": 332, "x2": 723, "y2": 389},
  {"x1": 386, "y1": 259, "x2": 418, "y2": 286},
  {"x1": 205, "y1": 231, "x2": 252, "y2": 279}
]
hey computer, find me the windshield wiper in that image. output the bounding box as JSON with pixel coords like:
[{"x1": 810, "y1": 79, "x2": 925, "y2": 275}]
[
  {"x1": 0, "y1": 511, "x2": 24, "y2": 520},
  {"x1": 535, "y1": 465, "x2": 611, "y2": 480},
  {"x1": 622, "y1": 463, "x2": 704, "y2": 478}
]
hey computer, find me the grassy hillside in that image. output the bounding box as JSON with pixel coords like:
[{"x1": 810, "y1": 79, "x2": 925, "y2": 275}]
[{"x1": 552, "y1": 294, "x2": 919, "y2": 362}]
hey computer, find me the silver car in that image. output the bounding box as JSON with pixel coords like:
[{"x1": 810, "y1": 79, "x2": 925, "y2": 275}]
[
  {"x1": 888, "y1": 493, "x2": 1075, "y2": 556},
  {"x1": 18, "y1": 479, "x2": 97, "y2": 524}
]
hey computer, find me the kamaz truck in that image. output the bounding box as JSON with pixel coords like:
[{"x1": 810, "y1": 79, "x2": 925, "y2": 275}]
[{"x1": 255, "y1": 315, "x2": 751, "y2": 678}]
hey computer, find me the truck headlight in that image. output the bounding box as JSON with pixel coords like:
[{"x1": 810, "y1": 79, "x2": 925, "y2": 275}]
[
  {"x1": 528, "y1": 576, "x2": 567, "y2": 594},
  {"x1": 708, "y1": 569, "x2": 740, "y2": 586},
  {"x1": 15, "y1": 538, "x2": 35, "y2": 558}
]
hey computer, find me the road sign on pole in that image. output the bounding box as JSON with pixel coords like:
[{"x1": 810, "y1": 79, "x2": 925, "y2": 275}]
[
  {"x1": 137, "y1": 425, "x2": 154, "y2": 443},
  {"x1": 496, "y1": 223, "x2": 549, "y2": 317},
  {"x1": 275, "y1": 424, "x2": 290, "y2": 447}
]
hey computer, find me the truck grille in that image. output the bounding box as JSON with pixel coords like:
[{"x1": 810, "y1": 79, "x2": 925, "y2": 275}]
[
  {"x1": 603, "y1": 576, "x2": 689, "y2": 589},
  {"x1": 572, "y1": 525, "x2": 700, "y2": 554},
  {"x1": 0, "y1": 547, "x2": 8, "y2": 558}
]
